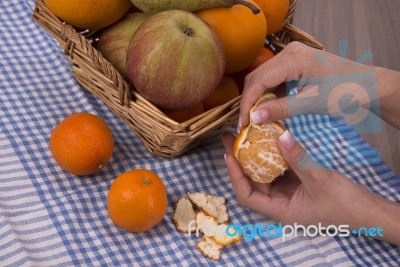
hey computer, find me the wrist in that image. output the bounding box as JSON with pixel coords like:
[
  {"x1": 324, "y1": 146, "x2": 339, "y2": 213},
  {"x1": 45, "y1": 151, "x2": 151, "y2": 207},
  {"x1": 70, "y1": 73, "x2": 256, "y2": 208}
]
[
  {"x1": 372, "y1": 195, "x2": 400, "y2": 246},
  {"x1": 349, "y1": 187, "x2": 400, "y2": 246},
  {"x1": 375, "y1": 66, "x2": 400, "y2": 128},
  {"x1": 346, "y1": 185, "x2": 382, "y2": 230}
]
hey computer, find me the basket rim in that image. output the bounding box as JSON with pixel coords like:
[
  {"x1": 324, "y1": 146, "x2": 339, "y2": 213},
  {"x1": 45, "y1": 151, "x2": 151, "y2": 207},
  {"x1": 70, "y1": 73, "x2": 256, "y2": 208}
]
[{"x1": 32, "y1": 0, "x2": 325, "y2": 158}]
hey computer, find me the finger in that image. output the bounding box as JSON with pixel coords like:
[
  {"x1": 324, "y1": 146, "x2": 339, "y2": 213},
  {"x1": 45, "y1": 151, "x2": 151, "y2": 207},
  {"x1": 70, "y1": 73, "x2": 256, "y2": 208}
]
[
  {"x1": 250, "y1": 96, "x2": 291, "y2": 124},
  {"x1": 225, "y1": 154, "x2": 286, "y2": 219},
  {"x1": 250, "y1": 83, "x2": 327, "y2": 124},
  {"x1": 224, "y1": 153, "x2": 253, "y2": 200},
  {"x1": 271, "y1": 170, "x2": 301, "y2": 196},
  {"x1": 221, "y1": 133, "x2": 251, "y2": 203},
  {"x1": 249, "y1": 180, "x2": 272, "y2": 195},
  {"x1": 238, "y1": 83, "x2": 265, "y2": 132},
  {"x1": 239, "y1": 59, "x2": 293, "y2": 129},
  {"x1": 275, "y1": 83, "x2": 289, "y2": 98},
  {"x1": 222, "y1": 132, "x2": 273, "y2": 195},
  {"x1": 278, "y1": 130, "x2": 327, "y2": 187},
  {"x1": 221, "y1": 131, "x2": 235, "y2": 155},
  {"x1": 222, "y1": 131, "x2": 290, "y2": 218},
  {"x1": 238, "y1": 42, "x2": 325, "y2": 130}
]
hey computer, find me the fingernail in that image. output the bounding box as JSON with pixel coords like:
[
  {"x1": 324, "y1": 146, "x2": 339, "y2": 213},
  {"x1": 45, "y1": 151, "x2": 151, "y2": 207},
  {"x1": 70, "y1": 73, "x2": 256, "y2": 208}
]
[
  {"x1": 251, "y1": 109, "x2": 269, "y2": 124},
  {"x1": 224, "y1": 153, "x2": 227, "y2": 163},
  {"x1": 279, "y1": 130, "x2": 295, "y2": 150},
  {"x1": 236, "y1": 117, "x2": 242, "y2": 134}
]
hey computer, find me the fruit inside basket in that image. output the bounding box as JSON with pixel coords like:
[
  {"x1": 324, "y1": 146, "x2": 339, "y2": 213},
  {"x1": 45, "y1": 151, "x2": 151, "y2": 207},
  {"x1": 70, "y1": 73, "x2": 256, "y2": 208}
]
[{"x1": 32, "y1": 0, "x2": 323, "y2": 158}]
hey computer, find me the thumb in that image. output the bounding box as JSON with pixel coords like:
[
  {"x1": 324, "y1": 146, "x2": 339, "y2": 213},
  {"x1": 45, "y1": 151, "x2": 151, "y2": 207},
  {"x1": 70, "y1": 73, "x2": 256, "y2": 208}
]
[
  {"x1": 278, "y1": 130, "x2": 326, "y2": 185},
  {"x1": 251, "y1": 96, "x2": 291, "y2": 124}
]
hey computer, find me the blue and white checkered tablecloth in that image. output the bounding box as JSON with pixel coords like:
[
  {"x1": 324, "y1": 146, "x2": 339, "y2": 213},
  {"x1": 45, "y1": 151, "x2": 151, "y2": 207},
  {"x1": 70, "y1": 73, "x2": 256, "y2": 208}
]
[{"x1": 1, "y1": 1, "x2": 399, "y2": 266}]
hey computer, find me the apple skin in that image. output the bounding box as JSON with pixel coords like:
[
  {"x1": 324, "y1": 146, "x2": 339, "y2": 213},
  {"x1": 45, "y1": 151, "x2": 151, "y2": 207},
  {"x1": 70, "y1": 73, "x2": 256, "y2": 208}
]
[
  {"x1": 97, "y1": 13, "x2": 149, "y2": 78},
  {"x1": 126, "y1": 10, "x2": 225, "y2": 110}
]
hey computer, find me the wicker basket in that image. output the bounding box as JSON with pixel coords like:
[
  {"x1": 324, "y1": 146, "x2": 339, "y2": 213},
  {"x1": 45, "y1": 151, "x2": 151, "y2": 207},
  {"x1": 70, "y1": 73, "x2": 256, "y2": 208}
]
[{"x1": 32, "y1": 0, "x2": 324, "y2": 158}]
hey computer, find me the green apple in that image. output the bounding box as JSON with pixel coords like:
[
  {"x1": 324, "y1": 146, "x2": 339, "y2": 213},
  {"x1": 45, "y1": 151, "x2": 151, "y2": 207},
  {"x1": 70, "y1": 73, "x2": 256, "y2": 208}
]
[
  {"x1": 126, "y1": 10, "x2": 225, "y2": 109},
  {"x1": 97, "y1": 13, "x2": 149, "y2": 78}
]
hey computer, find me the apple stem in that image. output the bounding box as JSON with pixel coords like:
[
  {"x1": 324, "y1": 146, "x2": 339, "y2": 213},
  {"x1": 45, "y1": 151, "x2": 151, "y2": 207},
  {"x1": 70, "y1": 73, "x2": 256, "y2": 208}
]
[
  {"x1": 233, "y1": 0, "x2": 261, "y2": 14},
  {"x1": 183, "y1": 28, "x2": 196, "y2": 37}
]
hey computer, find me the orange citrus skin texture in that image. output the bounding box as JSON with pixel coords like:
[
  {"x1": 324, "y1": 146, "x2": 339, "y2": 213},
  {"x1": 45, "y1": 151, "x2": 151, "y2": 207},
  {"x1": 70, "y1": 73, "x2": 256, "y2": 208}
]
[
  {"x1": 233, "y1": 46, "x2": 275, "y2": 91},
  {"x1": 160, "y1": 102, "x2": 204, "y2": 123},
  {"x1": 203, "y1": 76, "x2": 240, "y2": 111},
  {"x1": 246, "y1": 46, "x2": 276, "y2": 73},
  {"x1": 44, "y1": 0, "x2": 132, "y2": 30},
  {"x1": 49, "y1": 113, "x2": 113, "y2": 176},
  {"x1": 196, "y1": 0, "x2": 267, "y2": 74},
  {"x1": 107, "y1": 169, "x2": 168, "y2": 233},
  {"x1": 253, "y1": 0, "x2": 290, "y2": 36}
]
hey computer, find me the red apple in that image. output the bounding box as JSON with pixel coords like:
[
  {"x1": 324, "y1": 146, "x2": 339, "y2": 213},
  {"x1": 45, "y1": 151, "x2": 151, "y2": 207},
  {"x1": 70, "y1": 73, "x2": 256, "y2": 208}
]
[
  {"x1": 126, "y1": 10, "x2": 225, "y2": 109},
  {"x1": 97, "y1": 13, "x2": 149, "y2": 78}
]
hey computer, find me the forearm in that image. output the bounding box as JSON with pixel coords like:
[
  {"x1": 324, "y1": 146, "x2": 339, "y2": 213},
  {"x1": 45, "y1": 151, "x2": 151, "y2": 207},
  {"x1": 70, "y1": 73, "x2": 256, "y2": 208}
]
[
  {"x1": 350, "y1": 190, "x2": 400, "y2": 246},
  {"x1": 372, "y1": 195, "x2": 400, "y2": 246},
  {"x1": 375, "y1": 67, "x2": 400, "y2": 129}
]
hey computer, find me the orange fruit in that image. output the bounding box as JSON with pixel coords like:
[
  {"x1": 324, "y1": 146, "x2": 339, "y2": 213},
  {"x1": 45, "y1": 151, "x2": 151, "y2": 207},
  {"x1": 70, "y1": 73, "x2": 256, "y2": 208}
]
[
  {"x1": 44, "y1": 0, "x2": 132, "y2": 30},
  {"x1": 246, "y1": 46, "x2": 276, "y2": 73},
  {"x1": 233, "y1": 46, "x2": 275, "y2": 91},
  {"x1": 160, "y1": 103, "x2": 204, "y2": 123},
  {"x1": 50, "y1": 113, "x2": 113, "y2": 176},
  {"x1": 233, "y1": 94, "x2": 288, "y2": 183},
  {"x1": 203, "y1": 76, "x2": 240, "y2": 111},
  {"x1": 196, "y1": 1, "x2": 267, "y2": 74},
  {"x1": 253, "y1": 0, "x2": 290, "y2": 36},
  {"x1": 107, "y1": 169, "x2": 168, "y2": 232}
]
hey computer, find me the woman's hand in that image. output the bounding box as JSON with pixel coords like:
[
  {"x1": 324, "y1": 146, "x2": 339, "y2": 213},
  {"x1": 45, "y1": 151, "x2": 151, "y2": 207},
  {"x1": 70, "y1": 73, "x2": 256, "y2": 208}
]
[
  {"x1": 222, "y1": 131, "x2": 400, "y2": 246},
  {"x1": 238, "y1": 42, "x2": 400, "y2": 131},
  {"x1": 229, "y1": 41, "x2": 400, "y2": 245}
]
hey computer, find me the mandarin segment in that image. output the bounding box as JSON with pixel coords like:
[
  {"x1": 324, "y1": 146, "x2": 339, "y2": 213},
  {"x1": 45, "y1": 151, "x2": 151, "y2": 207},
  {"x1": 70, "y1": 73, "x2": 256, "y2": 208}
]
[
  {"x1": 234, "y1": 93, "x2": 288, "y2": 183},
  {"x1": 237, "y1": 122, "x2": 288, "y2": 183}
]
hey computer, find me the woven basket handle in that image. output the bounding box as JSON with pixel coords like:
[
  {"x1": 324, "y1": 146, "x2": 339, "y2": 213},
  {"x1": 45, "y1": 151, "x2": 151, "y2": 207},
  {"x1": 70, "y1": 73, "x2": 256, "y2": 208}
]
[{"x1": 61, "y1": 24, "x2": 132, "y2": 106}]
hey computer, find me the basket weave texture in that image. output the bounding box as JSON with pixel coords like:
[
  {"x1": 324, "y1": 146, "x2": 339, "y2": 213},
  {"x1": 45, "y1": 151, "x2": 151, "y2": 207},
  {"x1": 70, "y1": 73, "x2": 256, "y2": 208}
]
[{"x1": 32, "y1": 0, "x2": 324, "y2": 158}]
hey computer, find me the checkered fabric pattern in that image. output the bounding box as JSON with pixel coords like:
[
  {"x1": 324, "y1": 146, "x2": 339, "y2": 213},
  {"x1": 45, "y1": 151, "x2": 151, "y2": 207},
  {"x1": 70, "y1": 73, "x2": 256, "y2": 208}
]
[{"x1": 1, "y1": 0, "x2": 399, "y2": 266}]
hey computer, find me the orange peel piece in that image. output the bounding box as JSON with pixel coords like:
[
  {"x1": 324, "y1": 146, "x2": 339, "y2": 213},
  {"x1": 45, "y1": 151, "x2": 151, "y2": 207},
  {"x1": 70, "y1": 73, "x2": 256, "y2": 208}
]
[
  {"x1": 172, "y1": 197, "x2": 196, "y2": 233},
  {"x1": 196, "y1": 236, "x2": 223, "y2": 261}
]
